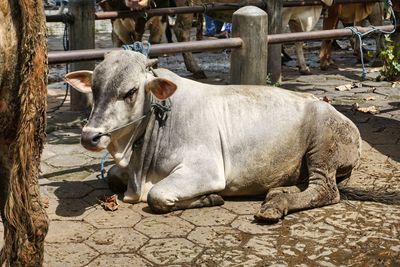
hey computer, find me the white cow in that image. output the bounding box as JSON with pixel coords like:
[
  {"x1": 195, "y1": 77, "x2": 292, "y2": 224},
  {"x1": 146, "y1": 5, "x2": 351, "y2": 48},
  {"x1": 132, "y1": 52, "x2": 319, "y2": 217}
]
[
  {"x1": 282, "y1": 0, "x2": 333, "y2": 74},
  {"x1": 65, "y1": 51, "x2": 362, "y2": 222}
]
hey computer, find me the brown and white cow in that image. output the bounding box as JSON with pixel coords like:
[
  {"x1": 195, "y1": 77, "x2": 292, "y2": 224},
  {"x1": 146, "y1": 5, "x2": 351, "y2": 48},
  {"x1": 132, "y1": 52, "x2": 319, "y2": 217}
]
[
  {"x1": 65, "y1": 50, "x2": 363, "y2": 222},
  {"x1": 319, "y1": 2, "x2": 385, "y2": 70},
  {"x1": 116, "y1": 0, "x2": 334, "y2": 77}
]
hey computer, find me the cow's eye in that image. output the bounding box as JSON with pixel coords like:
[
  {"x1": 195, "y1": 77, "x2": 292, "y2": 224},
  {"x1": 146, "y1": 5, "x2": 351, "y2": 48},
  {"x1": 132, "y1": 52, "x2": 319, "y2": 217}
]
[{"x1": 124, "y1": 88, "x2": 137, "y2": 100}]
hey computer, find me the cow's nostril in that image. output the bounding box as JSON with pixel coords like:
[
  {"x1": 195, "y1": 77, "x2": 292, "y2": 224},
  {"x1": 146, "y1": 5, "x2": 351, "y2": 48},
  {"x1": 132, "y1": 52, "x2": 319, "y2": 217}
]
[
  {"x1": 91, "y1": 133, "x2": 102, "y2": 146},
  {"x1": 92, "y1": 133, "x2": 102, "y2": 143}
]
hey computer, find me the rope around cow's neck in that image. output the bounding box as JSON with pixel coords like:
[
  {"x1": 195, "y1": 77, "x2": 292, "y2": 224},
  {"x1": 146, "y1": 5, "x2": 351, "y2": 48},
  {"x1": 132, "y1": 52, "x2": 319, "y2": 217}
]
[{"x1": 98, "y1": 95, "x2": 171, "y2": 181}]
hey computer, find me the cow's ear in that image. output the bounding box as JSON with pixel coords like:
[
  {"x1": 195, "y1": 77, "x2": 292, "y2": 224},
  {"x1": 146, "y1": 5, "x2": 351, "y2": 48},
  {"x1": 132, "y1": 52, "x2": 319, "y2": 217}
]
[
  {"x1": 146, "y1": 78, "x2": 177, "y2": 100},
  {"x1": 64, "y1": 71, "x2": 93, "y2": 94}
]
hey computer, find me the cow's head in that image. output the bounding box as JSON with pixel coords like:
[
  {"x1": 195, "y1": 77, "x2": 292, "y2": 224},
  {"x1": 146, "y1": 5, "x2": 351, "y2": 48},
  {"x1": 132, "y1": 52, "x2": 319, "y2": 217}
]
[
  {"x1": 124, "y1": 0, "x2": 150, "y2": 10},
  {"x1": 65, "y1": 51, "x2": 177, "y2": 167}
]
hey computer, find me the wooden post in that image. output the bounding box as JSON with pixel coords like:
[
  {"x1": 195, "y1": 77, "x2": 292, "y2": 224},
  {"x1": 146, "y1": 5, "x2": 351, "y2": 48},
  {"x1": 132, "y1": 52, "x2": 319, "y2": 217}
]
[
  {"x1": 230, "y1": 6, "x2": 268, "y2": 85},
  {"x1": 266, "y1": 0, "x2": 282, "y2": 84},
  {"x1": 68, "y1": 0, "x2": 95, "y2": 111}
]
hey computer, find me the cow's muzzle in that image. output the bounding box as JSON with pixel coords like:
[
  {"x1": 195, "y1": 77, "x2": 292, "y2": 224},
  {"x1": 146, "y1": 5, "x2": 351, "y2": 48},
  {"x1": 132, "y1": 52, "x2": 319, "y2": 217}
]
[{"x1": 81, "y1": 130, "x2": 109, "y2": 152}]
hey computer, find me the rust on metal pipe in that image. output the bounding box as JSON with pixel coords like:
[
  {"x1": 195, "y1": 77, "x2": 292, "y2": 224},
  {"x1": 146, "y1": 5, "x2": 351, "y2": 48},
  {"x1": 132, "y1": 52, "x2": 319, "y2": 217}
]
[{"x1": 48, "y1": 38, "x2": 243, "y2": 64}]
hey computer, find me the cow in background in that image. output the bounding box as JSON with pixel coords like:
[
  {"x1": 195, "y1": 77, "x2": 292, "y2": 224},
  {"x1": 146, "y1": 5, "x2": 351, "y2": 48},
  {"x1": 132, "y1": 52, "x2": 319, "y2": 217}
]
[
  {"x1": 98, "y1": 0, "x2": 168, "y2": 47},
  {"x1": 281, "y1": 0, "x2": 333, "y2": 75},
  {"x1": 320, "y1": 2, "x2": 385, "y2": 70}
]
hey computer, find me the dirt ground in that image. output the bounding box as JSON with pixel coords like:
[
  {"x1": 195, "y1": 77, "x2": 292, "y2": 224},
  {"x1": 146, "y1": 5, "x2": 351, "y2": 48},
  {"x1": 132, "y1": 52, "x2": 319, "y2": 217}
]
[{"x1": 1, "y1": 18, "x2": 399, "y2": 266}]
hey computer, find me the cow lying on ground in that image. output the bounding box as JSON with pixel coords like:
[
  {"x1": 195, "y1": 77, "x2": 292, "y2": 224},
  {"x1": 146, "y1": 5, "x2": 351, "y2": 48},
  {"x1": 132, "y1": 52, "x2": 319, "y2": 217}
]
[
  {"x1": 320, "y1": 2, "x2": 385, "y2": 70},
  {"x1": 65, "y1": 50, "x2": 363, "y2": 222}
]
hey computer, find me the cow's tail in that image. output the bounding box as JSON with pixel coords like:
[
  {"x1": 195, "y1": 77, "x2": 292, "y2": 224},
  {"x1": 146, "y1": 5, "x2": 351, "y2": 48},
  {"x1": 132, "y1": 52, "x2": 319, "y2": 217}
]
[{"x1": 339, "y1": 186, "x2": 400, "y2": 205}]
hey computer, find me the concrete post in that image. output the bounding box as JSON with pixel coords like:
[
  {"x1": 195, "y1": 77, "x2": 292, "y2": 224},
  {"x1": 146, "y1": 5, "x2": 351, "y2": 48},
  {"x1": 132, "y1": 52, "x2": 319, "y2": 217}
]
[
  {"x1": 68, "y1": 0, "x2": 95, "y2": 111},
  {"x1": 230, "y1": 6, "x2": 268, "y2": 85}
]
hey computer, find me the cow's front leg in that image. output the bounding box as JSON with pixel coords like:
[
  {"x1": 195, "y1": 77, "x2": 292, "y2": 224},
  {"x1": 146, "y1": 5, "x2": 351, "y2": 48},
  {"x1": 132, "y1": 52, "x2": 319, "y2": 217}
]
[
  {"x1": 295, "y1": 41, "x2": 311, "y2": 75},
  {"x1": 320, "y1": 5, "x2": 341, "y2": 70},
  {"x1": 107, "y1": 165, "x2": 129, "y2": 193},
  {"x1": 173, "y1": 13, "x2": 206, "y2": 79},
  {"x1": 288, "y1": 21, "x2": 311, "y2": 75},
  {"x1": 146, "y1": 166, "x2": 225, "y2": 213}
]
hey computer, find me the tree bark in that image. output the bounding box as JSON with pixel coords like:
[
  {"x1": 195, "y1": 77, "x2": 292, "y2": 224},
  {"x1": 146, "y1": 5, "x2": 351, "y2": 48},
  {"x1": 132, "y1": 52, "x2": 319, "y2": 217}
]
[{"x1": 0, "y1": 0, "x2": 49, "y2": 266}]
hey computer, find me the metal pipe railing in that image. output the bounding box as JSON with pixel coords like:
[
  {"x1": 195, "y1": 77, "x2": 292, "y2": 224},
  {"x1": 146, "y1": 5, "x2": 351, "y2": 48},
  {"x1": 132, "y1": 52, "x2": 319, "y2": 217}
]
[
  {"x1": 46, "y1": 0, "x2": 383, "y2": 22},
  {"x1": 48, "y1": 38, "x2": 243, "y2": 64},
  {"x1": 48, "y1": 24, "x2": 395, "y2": 64}
]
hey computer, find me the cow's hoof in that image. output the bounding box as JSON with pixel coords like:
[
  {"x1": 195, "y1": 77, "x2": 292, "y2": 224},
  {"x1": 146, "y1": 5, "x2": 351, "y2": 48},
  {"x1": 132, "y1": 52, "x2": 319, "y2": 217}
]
[
  {"x1": 320, "y1": 64, "x2": 330, "y2": 71},
  {"x1": 207, "y1": 194, "x2": 224, "y2": 206},
  {"x1": 123, "y1": 194, "x2": 140, "y2": 204},
  {"x1": 193, "y1": 70, "x2": 207, "y2": 79},
  {"x1": 254, "y1": 196, "x2": 288, "y2": 222},
  {"x1": 299, "y1": 68, "x2": 312, "y2": 75},
  {"x1": 254, "y1": 207, "x2": 283, "y2": 223}
]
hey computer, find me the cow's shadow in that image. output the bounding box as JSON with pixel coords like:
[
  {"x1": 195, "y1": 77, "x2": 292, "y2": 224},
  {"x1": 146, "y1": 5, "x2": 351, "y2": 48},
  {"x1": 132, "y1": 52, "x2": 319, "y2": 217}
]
[{"x1": 334, "y1": 102, "x2": 400, "y2": 162}]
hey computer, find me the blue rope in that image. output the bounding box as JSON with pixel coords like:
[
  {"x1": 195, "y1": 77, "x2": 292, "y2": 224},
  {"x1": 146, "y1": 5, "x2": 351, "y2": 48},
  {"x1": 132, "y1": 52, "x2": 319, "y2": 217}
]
[
  {"x1": 100, "y1": 152, "x2": 110, "y2": 181},
  {"x1": 122, "y1": 41, "x2": 151, "y2": 57},
  {"x1": 345, "y1": 0, "x2": 396, "y2": 80}
]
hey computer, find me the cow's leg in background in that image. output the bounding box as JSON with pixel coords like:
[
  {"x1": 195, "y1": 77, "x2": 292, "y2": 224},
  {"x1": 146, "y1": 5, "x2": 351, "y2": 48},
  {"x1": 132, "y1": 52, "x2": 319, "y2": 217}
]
[
  {"x1": 320, "y1": 5, "x2": 342, "y2": 70},
  {"x1": 367, "y1": 2, "x2": 385, "y2": 67},
  {"x1": 148, "y1": 16, "x2": 166, "y2": 44},
  {"x1": 289, "y1": 20, "x2": 312, "y2": 75},
  {"x1": 173, "y1": 8, "x2": 206, "y2": 78}
]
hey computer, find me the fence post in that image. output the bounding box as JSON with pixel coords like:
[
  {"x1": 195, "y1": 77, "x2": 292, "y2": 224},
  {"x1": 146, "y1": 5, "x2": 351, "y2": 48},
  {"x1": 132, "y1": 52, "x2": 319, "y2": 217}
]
[
  {"x1": 265, "y1": 0, "x2": 282, "y2": 84},
  {"x1": 230, "y1": 6, "x2": 268, "y2": 85},
  {"x1": 68, "y1": 0, "x2": 95, "y2": 111}
]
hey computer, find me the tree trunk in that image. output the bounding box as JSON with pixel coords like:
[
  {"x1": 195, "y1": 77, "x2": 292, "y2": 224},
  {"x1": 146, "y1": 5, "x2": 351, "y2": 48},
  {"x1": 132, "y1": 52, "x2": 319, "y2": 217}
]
[{"x1": 0, "y1": 0, "x2": 49, "y2": 266}]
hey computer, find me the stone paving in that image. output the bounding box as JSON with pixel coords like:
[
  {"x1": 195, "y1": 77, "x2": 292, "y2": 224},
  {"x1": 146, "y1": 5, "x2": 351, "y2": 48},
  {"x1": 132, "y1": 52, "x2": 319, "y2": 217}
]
[{"x1": 2, "y1": 30, "x2": 400, "y2": 266}]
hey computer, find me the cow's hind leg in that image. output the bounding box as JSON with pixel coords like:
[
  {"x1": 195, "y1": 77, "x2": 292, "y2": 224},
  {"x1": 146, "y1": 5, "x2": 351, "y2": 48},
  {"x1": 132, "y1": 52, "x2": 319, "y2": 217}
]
[
  {"x1": 255, "y1": 170, "x2": 339, "y2": 222},
  {"x1": 255, "y1": 141, "x2": 341, "y2": 222}
]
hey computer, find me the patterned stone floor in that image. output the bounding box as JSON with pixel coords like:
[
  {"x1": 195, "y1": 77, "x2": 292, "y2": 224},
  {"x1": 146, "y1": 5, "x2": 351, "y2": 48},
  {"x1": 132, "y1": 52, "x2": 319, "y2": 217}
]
[{"x1": 1, "y1": 31, "x2": 399, "y2": 266}]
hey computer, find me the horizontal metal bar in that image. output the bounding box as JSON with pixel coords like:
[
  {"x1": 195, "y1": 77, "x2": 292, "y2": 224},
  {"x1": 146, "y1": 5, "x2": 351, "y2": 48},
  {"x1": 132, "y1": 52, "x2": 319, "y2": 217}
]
[
  {"x1": 46, "y1": 13, "x2": 74, "y2": 23},
  {"x1": 48, "y1": 24, "x2": 395, "y2": 64},
  {"x1": 284, "y1": 0, "x2": 381, "y2": 7},
  {"x1": 48, "y1": 38, "x2": 243, "y2": 64},
  {"x1": 267, "y1": 25, "x2": 395, "y2": 44},
  {"x1": 46, "y1": 0, "x2": 383, "y2": 22}
]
